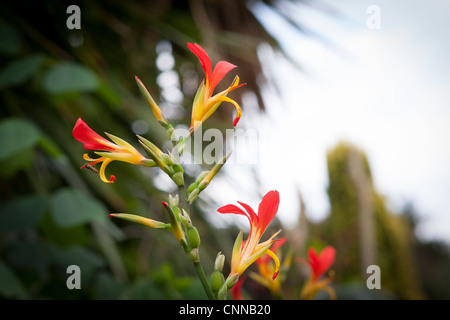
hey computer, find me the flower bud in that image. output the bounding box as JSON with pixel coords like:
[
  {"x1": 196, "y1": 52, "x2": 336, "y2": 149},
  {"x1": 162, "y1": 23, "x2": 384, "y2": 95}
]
[
  {"x1": 161, "y1": 153, "x2": 176, "y2": 166},
  {"x1": 210, "y1": 270, "x2": 225, "y2": 293},
  {"x1": 187, "y1": 188, "x2": 200, "y2": 203},
  {"x1": 187, "y1": 226, "x2": 200, "y2": 249},
  {"x1": 135, "y1": 76, "x2": 168, "y2": 126},
  {"x1": 162, "y1": 201, "x2": 185, "y2": 244},
  {"x1": 168, "y1": 194, "x2": 179, "y2": 207},
  {"x1": 186, "y1": 181, "x2": 198, "y2": 195},
  {"x1": 214, "y1": 252, "x2": 225, "y2": 272},
  {"x1": 172, "y1": 171, "x2": 184, "y2": 187}
]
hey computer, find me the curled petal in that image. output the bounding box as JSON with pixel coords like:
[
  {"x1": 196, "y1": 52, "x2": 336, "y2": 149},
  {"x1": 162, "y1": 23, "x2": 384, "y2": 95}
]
[
  {"x1": 265, "y1": 249, "x2": 281, "y2": 280},
  {"x1": 202, "y1": 95, "x2": 242, "y2": 127},
  {"x1": 98, "y1": 158, "x2": 115, "y2": 183}
]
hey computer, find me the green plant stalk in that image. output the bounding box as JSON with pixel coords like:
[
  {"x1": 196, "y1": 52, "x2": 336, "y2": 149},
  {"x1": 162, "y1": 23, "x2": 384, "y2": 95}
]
[{"x1": 193, "y1": 260, "x2": 215, "y2": 300}]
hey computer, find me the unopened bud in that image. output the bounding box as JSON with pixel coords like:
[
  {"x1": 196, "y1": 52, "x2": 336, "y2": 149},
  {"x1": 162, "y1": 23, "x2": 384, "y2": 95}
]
[
  {"x1": 172, "y1": 171, "x2": 184, "y2": 187},
  {"x1": 187, "y1": 188, "x2": 200, "y2": 203},
  {"x1": 195, "y1": 171, "x2": 209, "y2": 183},
  {"x1": 168, "y1": 194, "x2": 179, "y2": 207},
  {"x1": 210, "y1": 270, "x2": 225, "y2": 293},
  {"x1": 187, "y1": 226, "x2": 200, "y2": 249},
  {"x1": 179, "y1": 209, "x2": 192, "y2": 228},
  {"x1": 161, "y1": 153, "x2": 176, "y2": 166},
  {"x1": 214, "y1": 252, "x2": 225, "y2": 272},
  {"x1": 187, "y1": 181, "x2": 199, "y2": 195}
]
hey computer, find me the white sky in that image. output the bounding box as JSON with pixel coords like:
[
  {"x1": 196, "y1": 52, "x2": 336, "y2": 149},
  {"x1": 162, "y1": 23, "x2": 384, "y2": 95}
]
[{"x1": 205, "y1": 0, "x2": 450, "y2": 245}]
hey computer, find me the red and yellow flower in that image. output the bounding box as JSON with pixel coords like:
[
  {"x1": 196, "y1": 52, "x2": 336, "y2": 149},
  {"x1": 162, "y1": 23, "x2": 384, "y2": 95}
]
[
  {"x1": 72, "y1": 118, "x2": 149, "y2": 183},
  {"x1": 298, "y1": 246, "x2": 336, "y2": 300},
  {"x1": 187, "y1": 43, "x2": 245, "y2": 131},
  {"x1": 217, "y1": 190, "x2": 281, "y2": 281}
]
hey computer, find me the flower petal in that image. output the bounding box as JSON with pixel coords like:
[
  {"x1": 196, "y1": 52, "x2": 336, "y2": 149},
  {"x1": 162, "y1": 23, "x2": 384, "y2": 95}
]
[
  {"x1": 257, "y1": 190, "x2": 280, "y2": 234},
  {"x1": 202, "y1": 95, "x2": 242, "y2": 127},
  {"x1": 72, "y1": 118, "x2": 116, "y2": 151},
  {"x1": 187, "y1": 43, "x2": 212, "y2": 84},
  {"x1": 265, "y1": 249, "x2": 281, "y2": 280},
  {"x1": 209, "y1": 60, "x2": 237, "y2": 96},
  {"x1": 98, "y1": 157, "x2": 115, "y2": 183},
  {"x1": 317, "y1": 246, "x2": 336, "y2": 278},
  {"x1": 236, "y1": 201, "x2": 258, "y2": 226},
  {"x1": 217, "y1": 204, "x2": 252, "y2": 226}
]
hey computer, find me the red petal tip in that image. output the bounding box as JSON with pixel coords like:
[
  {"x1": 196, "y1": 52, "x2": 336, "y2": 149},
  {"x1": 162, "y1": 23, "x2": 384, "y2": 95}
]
[
  {"x1": 109, "y1": 175, "x2": 116, "y2": 183},
  {"x1": 272, "y1": 271, "x2": 279, "y2": 280}
]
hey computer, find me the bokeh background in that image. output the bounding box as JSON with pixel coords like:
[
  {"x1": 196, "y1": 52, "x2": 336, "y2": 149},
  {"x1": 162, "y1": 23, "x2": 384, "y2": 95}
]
[{"x1": 1, "y1": 0, "x2": 449, "y2": 300}]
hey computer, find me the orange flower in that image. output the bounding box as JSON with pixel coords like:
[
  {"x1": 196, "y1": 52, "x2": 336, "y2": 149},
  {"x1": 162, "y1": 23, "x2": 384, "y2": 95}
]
[
  {"x1": 187, "y1": 43, "x2": 245, "y2": 131},
  {"x1": 72, "y1": 118, "x2": 149, "y2": 183},
  {"x1": 218, "y1": 190, "x2": 281, "y2": 280}
]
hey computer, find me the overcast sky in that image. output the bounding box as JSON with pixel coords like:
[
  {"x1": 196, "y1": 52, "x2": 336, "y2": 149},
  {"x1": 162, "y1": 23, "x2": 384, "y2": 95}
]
[{"x1": 206, "y1": 0, "x2": 450, "y2": 246}]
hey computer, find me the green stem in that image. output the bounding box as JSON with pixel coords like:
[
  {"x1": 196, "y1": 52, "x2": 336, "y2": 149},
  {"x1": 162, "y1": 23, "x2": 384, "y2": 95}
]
[{"x1": 193, "y1": 260, "x2": 215, "y2": 300}]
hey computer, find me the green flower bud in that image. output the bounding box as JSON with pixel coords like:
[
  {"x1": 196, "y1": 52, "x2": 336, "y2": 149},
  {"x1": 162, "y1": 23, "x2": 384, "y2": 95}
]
[
  {"x1": 187, "y1": 226, "x2": 200, "y2": 249},
  {"x1": 171, "y1": 171, "x2": 184, "y2": 187},
  {"x1": 187, "y1": 181, "x2": 199, "y2": 195},
  {"x1": 195, "y1": 171, "x2": 209, "y2": 183},
  {"x1": 168, "y1": 194, "x2": 179, "y2": 207},
  {"x1": 210, "y1": 270, "x2": 225, "y2": 293},
  {"x1": 187, "y1": 188, "x2": 200, "y2": 203},
  {"x1": 161, "y1": 153, "x2": 176, "y2": 166}
]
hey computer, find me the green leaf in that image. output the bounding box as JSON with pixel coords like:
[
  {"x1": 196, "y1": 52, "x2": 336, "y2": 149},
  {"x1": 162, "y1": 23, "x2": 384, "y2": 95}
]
[
  {"x1": 0, "y1": 54, "x2": 44, "y2": 88},
  {"x1": 48, "y1": 245, "x2": 104, "y2": 271},
  {"x1": 46, "y1": 245, "x2": 105, "y2": 287},
  {"x1": 0, "y1": 258, "x2": 26, "y2": 298},
  {"x1": 38, "y1": 211, "x2": 90, "y2": 247},
  {"x1": 50, "y1": 188, "x2": 107, "y2": 228},
  {"x1": 42, "y1": 62, "x2": 99, "y2": 94},
  {"x1": 0, "y1": 117, "x2": 41, "y2": 161},
  {"x1": 0, "y1": 194, "x2": 47, "y2": 233}
]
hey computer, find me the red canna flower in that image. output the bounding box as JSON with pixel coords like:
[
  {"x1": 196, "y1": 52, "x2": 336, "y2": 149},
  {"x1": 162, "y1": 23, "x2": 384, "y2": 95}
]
[
  {"x1": 72, "y1": 118, "x2": 149, "y2": 183},
  {"x1": 218, "y1": 190, "x2": 281, "y2": 280},
  {"x1": 298, "y1": 246, "x2": 336, "y2": 300},
  {"x1": 307, "y1": 246, "x2": 336, "y2": 282},
  {"x1": 187, "y1": 43, "x2": 245, "y2": 131}
]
